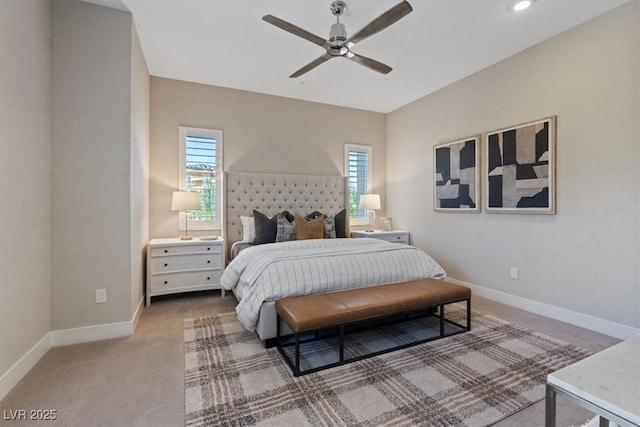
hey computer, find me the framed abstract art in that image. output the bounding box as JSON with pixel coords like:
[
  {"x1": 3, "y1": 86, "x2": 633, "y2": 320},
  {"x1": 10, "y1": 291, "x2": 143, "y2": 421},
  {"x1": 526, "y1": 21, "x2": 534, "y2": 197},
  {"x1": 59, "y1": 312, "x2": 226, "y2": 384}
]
[
  {"x1": 484, "y1": 117, "x2": 556, "y2": 214},
  {"x1": 434, "y1": 136, "x2": 480, "y2": 212}
]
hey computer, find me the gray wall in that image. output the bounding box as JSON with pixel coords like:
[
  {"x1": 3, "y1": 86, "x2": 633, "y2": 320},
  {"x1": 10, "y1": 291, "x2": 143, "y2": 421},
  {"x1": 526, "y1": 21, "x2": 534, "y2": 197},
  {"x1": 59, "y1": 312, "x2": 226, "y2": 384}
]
[
  {"x1": 0, "y1": 0, "x2": 51, "y2": 380},
  {"x1": 149, "y1": 78, "x2": 387, "y2": 238},
  {"x1": 51, "y1": 1, "x2": 148, "y2": 330},
  {"x1": 387, "y1": 1, "x2": 639, "y2": 329},
  {"x1": 130, "y1": 23, "x2": 150, "y2": 316}
]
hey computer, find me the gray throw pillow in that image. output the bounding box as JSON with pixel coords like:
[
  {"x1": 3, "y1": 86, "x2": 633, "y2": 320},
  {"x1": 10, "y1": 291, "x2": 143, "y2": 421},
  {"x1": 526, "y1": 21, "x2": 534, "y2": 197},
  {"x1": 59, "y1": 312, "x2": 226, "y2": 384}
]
[
  {"x1": 253, "y1": 210, "x2": 277, "y2": 244},
  {"x1": 334, "y1": 208, "x2": 348, "y2": 238},
  {"x1": 323, "y1": 215, "x2": 336, "y2": 239},
  {"x1": 275, "y1": 214, "x2": 296, "y2": 242}
]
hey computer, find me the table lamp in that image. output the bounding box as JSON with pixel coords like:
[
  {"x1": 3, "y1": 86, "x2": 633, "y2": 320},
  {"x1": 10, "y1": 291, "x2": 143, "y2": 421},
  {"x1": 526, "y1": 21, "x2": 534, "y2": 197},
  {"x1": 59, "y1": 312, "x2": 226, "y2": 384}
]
[
  {"x1": 359, "y1": 194, "x2": 380, "y2": 232},
  {"x1": 171, "y1": 191, "x2": 201, "y2": 240}
]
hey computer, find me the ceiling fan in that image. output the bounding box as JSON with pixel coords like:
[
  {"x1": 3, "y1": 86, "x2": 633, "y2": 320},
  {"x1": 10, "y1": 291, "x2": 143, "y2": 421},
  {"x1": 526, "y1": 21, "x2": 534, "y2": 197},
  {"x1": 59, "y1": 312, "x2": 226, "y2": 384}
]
[{"x1": 262, "y1": 1, "x2": 413, "y2": 78}]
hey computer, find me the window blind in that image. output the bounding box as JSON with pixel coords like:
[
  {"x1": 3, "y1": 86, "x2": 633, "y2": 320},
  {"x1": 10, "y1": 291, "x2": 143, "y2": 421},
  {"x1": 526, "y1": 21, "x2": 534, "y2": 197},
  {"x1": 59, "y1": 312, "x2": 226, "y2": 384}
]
[
  {"x1": 348, "y1": 149, "x2": 369, "y2": 218},
  {"x1": 185, "y1": 135, "x2": 217, "y2": 221}
]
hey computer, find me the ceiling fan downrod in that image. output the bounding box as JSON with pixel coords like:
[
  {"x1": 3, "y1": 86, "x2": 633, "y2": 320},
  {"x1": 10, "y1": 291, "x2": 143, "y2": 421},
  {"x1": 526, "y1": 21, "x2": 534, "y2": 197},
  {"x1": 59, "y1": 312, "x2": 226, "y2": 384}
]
[{"x1": 328, "y1": 1, "x2": 348, "y2": 55}]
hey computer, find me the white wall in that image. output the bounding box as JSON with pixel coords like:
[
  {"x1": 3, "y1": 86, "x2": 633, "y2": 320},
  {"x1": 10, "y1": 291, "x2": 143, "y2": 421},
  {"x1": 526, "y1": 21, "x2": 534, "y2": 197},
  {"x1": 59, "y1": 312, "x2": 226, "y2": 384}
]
[
  {"x1": 130, "y1": 23, "x2": 150, "y2": 317},
  {"x1": 0, "y1": 0, "x2": 51, "y2": 384},
  {"x1": 387, "y1": 1, "x2": 639, "y2": 330},
  {"x1": 149, "y1": 78, "x2": 386, "y2": 238},
  {"x1": 51, "y1": 1, "x2": 138, "y2": 329}
]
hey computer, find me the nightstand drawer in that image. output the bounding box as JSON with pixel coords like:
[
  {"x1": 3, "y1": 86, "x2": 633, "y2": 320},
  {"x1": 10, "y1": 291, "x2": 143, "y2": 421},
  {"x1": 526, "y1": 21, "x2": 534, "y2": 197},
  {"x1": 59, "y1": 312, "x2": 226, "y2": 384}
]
[
  {"x1": 150, "y1": 254, "x2": 222, "y2": 273},
  {"x1": 374, "y1": 234, "x2": 409, "y2": 244},
  {"x1": 150, "y1": 270, "x2": 223, "y2": 292},
  {"x1": 351, "y1": 230, "x2": 410, "y2": 245},
  {"x1": 150, "y1": 243, "x2": 222, "y2": 257}
]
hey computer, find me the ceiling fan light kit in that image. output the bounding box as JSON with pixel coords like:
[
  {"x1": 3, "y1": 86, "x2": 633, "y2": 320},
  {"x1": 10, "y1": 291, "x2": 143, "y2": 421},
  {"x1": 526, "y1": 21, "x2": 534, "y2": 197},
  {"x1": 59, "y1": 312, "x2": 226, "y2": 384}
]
[{"x1": 262, "y1": 1, "x2": 413, "y2": 78}]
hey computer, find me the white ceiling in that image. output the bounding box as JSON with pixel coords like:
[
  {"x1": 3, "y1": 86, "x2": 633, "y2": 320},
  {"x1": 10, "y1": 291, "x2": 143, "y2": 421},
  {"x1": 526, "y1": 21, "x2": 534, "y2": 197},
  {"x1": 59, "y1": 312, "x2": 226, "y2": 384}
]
[{"x1": 83, "y1": 0, "x2": 627, "y2": 113}]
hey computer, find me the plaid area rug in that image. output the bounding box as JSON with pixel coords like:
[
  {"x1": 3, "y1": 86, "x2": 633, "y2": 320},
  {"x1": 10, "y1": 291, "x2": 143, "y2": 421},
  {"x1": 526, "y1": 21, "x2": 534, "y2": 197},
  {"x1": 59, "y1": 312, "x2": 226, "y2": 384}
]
[{"x1": 184, "y1": 308, "x2": 591, "y2": 427}]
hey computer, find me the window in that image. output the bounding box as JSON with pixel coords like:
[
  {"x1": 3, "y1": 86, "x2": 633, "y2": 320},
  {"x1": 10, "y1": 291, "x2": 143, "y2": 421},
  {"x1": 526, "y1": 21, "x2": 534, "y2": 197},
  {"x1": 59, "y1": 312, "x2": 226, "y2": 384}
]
[
  {"x1": 344, "y1": 143, "x2": 372, "y2": 225},
  {"x1": 179, "y1": 126, "x2": 223, "y2": 230}
]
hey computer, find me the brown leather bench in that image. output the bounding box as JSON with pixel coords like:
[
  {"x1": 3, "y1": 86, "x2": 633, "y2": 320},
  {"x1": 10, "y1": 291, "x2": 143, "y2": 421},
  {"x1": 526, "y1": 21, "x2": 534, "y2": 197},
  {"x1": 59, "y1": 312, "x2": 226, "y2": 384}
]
[{"x1": 275, "y1": 278, "x2": 471, "y2": 376}]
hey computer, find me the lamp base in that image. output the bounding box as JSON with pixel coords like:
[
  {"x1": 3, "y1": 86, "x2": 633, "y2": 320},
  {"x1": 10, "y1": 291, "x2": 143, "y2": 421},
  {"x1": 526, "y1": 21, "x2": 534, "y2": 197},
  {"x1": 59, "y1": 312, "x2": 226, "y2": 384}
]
[{"x1": 179, "y1": 235, "x2": 193, "y2": 240}]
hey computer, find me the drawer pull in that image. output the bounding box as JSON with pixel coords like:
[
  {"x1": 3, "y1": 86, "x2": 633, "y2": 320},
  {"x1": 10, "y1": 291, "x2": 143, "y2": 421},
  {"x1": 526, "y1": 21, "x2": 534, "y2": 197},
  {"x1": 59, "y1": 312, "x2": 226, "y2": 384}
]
[
  {"x1": 207, "y1": 277, "x2": 210, "y2": 281},
  {"x1": 207, "y1": 260, "x2": 211, "y2": 264},
  {"x1": 164, "y1": 263, "x2": 168, "y2": 267},
  {"x1": 207, "y1": 247, "x2": 211, "y2": 251},
  {"x1": 164, "y1": 280, "x2": 168, "y2": 284},
  {"x1": 164, "y1": 249, "x2": 168, "y2": 253},
  {"x1": 396, "y1": 236, "x2": 400, "y2": 240}
]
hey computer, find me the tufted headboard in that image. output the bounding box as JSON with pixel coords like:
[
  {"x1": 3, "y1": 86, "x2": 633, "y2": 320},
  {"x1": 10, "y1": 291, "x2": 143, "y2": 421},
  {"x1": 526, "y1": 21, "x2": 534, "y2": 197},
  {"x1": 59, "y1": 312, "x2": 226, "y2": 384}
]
[{"x1": 224, "y1": 171, "x2": 349, "y2": 246}]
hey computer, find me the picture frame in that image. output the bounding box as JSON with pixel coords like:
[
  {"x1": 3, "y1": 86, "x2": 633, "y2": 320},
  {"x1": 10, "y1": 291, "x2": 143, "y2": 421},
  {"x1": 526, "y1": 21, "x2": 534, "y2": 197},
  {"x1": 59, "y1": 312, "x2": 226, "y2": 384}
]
[
  {"x1": 379, "y1": 217, "x2": 392, "y2": 231},
  {"x1": 484, "y1": 116, "x2": 556, "y2": 214},
  {"x1": 433, "y1": 136, "x2": 480, "y2": 212}
]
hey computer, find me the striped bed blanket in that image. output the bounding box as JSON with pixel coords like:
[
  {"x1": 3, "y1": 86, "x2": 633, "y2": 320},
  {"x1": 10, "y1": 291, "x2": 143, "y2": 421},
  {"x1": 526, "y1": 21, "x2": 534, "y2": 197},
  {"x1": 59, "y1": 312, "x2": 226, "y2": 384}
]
[{"x1": 221, "y1": 238, "x2": 446, "y2": 332}]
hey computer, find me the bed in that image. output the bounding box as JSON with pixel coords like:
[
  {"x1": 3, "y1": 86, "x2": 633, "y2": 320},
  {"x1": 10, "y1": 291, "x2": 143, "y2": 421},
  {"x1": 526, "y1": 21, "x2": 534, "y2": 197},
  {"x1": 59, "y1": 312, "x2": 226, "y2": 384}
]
[{"x1": 221, "y1": 171, "x2": 446, "y2": 342}]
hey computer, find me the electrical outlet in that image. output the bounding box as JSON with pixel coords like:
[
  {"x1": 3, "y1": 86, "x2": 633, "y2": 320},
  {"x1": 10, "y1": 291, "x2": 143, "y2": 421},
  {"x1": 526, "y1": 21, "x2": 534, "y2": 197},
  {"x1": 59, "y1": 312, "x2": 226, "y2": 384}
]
[
  {"x1": 510, "y1": 267, "x2": 519, "y2": 280},
  {"x1": 96, "y1": 289, "x2": 107, "y2": 304}
]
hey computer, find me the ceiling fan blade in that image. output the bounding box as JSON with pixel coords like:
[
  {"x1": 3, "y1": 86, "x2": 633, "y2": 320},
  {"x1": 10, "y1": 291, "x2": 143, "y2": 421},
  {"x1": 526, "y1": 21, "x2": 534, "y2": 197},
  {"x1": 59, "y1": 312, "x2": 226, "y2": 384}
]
[
  {"x1": 347, "y1": 53, "x2": 392, "y2": 75},
  {"x1": 262, "y1": 15, "x2": 329, "y2": 48},
  {"x1": 346, "y1": 1, "x2": 413, "y2": 46},
  {"x1": 290, "y1": 53, "x2": 333, "y2": 78}
]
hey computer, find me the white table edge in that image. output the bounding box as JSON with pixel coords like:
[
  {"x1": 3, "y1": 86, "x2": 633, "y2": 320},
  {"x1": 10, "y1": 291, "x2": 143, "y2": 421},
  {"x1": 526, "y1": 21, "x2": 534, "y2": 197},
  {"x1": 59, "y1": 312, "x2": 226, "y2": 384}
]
[
  {"x1": 546, "y1": 334, "x2": 640, "y2": 427},
  {"x1": 547, "y1": 375, "x2": 640, "y2": 425}
]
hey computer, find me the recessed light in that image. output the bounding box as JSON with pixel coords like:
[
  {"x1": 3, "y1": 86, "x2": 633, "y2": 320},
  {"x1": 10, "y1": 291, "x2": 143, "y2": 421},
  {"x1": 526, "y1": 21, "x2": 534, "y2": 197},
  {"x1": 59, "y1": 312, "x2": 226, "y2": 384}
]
[{"x1": 512, "y1": 0, "x2": 533, "y2": 11}]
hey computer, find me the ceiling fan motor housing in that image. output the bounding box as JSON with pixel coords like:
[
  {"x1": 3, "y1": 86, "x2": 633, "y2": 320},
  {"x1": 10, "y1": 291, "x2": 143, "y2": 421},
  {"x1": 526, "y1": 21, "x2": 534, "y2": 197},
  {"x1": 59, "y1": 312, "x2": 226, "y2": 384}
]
[{"x1": 329, "y1": 22, "x2": 347, "y2": 44}]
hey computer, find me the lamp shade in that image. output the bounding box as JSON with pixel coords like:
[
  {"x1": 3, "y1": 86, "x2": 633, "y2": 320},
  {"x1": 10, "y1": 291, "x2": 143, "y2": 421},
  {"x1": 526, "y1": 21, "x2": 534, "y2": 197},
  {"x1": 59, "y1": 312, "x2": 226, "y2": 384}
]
[
  {"x1": 359, "y1": 194, "x2": 381, "y2": 210},
  {"x1": 171, "y1": 191, "x2": 200, "y2": 211}
]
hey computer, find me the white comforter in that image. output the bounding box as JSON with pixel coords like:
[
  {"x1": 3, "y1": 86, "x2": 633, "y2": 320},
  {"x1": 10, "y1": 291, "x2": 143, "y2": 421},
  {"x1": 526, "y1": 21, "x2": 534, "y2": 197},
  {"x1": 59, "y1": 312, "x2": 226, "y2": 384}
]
[{"x1": 221, "y1": 238, "x2": 446, "y2": 331}]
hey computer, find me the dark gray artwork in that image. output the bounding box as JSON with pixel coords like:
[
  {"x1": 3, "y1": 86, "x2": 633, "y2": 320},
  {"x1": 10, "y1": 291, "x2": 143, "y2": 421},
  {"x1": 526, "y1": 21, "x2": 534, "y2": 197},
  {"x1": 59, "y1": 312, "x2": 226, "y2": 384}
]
[
  {"x1": 485, "y1": 117, "x2": 555, "y2": 214},
  {"x1": 434, "y1": 137, "x2": 479, "y2": 212}
]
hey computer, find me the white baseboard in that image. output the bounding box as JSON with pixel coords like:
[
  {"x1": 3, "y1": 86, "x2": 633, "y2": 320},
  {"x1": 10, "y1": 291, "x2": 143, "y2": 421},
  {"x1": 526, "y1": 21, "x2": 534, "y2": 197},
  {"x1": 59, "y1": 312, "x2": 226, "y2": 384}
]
[
  {"x1": 51, "y1": 297, "x2": 145, "y2": 347},
  {"x1": 0, "y1": 301, "x2": 145, "y2": 402},
  {"x1": 132, "y1": 296, "x2": 144, "y2": 332},
  {"x1": 446, "y1": 278, "x2": 639, "y2": 340},
  {"x1": 50, "y1": 320, "x2": 134, "y2": 347},
  {"x1": 0, "y1": 332, "x2": 51, "y2": 402}
]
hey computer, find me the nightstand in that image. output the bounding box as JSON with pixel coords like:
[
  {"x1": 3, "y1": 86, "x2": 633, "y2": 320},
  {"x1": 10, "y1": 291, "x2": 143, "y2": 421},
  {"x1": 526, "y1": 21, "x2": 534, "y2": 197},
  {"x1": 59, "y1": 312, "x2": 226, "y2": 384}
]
[
  {"x1": 351, "y1": 230, "x2": 410, "y2": 245},
  {"x1": 146, "y1": 237, "x2": 225, "y2": 306}
]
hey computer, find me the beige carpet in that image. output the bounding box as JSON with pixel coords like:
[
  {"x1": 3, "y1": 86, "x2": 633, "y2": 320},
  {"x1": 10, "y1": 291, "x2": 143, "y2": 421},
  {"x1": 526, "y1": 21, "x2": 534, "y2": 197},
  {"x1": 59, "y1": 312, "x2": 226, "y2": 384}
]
[{"x1": 184, "y1": 308, "x2": 591, "y2": 427}]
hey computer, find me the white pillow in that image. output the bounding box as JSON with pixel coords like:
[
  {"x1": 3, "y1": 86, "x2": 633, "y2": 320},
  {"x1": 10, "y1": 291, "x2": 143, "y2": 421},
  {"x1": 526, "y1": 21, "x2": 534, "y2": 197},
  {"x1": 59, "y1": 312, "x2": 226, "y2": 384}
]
[{"x1": 240, "y1": 216, "x2": 255, "y2": 243}]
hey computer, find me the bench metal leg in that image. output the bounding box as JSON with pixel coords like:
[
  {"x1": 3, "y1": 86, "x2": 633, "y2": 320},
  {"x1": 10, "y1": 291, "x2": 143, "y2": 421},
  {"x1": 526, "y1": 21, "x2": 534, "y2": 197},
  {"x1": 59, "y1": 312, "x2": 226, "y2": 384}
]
[
  {"x1": 439, "y1": 304, "x2": 445, "y2": 337},
  {"x1": 467, "y1": 298, "x2": 471, "y2": 330},
  {"x1": 545, "y1": 383, "x2": 556, "y2": 427},
  {"x1": 339, "y1": 325, "x2": 344, "y2": 363},
  {"x1": 294, "y1": 333, "x2": 300, "y2": 376}
]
